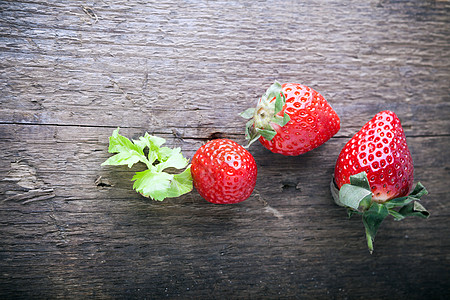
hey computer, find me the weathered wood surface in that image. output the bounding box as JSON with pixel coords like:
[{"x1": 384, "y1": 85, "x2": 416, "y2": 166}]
[{"x1": 1, "y1": 0, "x2": 450, "y2": 298}]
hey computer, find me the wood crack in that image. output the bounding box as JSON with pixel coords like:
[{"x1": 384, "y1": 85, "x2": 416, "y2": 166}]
[{"x1": 3, "y1": 188, "x2": 56, "y2": 204}]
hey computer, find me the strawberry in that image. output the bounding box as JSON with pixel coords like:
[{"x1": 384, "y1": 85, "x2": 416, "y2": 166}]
[
  {"x1": 241, "y1": 81, "x2": 340, "y2": 156},
  {"x1": 191, "y1": 139, "x2": 257, "y2": 204},
  {"x1": 331, "y1": 111, "x2": 429, "y2": 253},
  {"x1": 334, "y1": 110, "x2": 414, "y2": 201}
]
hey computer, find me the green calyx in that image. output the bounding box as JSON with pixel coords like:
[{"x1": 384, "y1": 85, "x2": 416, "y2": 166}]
[
  {"x1": 330, "y1": 172, "x2": 429, "y2": 254},
  {"x1": 240, "y1": 81, "x2": 290, "y2": 148}
]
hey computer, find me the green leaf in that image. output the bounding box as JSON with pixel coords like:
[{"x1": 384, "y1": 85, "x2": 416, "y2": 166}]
[
  {"x1": 241, "y1": 81, "x2": 289, "y2": 148},
  {"x1": 384, "y1": 182, "x2": 429, "y2": 220},
  {"x1": 331, "y1": 172, "x2": 430, "y2": 254},
  {"x1": 362, "y1": 202, "x2": 389, "y2": 254},
  {"x1": 339, "y1": 185, "x2": 372, "y2": 211},
  {"x1": 274, "y1": 92, "x2": 286, "y2": 115},
  {"x1": 102, "y1": 129, "x2": 193, "y2": 201},
  {"x1": 165, "y1": 166, "x2": 193, "y2": 198},
  {"x1": 257, "y1": 80, "x2": 285, "y2": 116},
  {"x1": 272, "y1": 113, "x2": 291, "y2": 127},
  {"x1": 409, "y1": 182, "x2": 428, "y2": 199},
  {"x1": 385, "y1": 197, "x2": 415, "y2": 209},
  {"x1": 347, "y1": 208, "x2": 362, "y2": 218},
  {"x1": 132, "y1": 170, "x2": 174, "y2": 201},
  {"x1": 101, "y1": 151, "x2": 143, "y2": 168},
  {"x1": 337, "y1": 172, "x2": 372, "y2": 211},
  {"x1": 398, "y1": 201, "x2": 430, "y2": 219},
  {"x1": 258, "y1": 80, "x2": 285, "y2": 117},
  {"x1": 155, "y1": 147, "x2": 189, "y2": 172},
  {"x1": 243, "y1": 119, "x2": 262, "y2": 148},
  {"x1": 101, "y1": 128, "x2": 148, "y2": 168},
  {"x1": 239, "y1": 108, "x2": 255, "y2": 119},
  {"x1": 142, "y1": 132, "x2": 166, "y2": 149},
  {"x1": 155, "y1": 146, "x2": 173, "y2": 161},
  {"x1": 135, "y1": 133, "x2": 166, "y2": 154},
  {"x1": 282, "y1": 113, "x2": 290, "y2": 126},
  {"x1": 388, "y1": 209, "x2": 406, "y2": 221},
  {"x1": 256, "y1": 128, "x2": 277, "y2": 141},
  {"x1": 106, "y1": 128, "x2": 141, "y2": 153},
  {"x1": 349, "y1": 171, "x2": 371, "y2": 190},
  {"x1": 244, "y1": 119, "x2": 255, "y2": 141},
  {"x1": 330, "y1": 178, "x2": 341, "y2": 206},
  {"x1": 132, "y1": 166, "x2": 193, "y2": 201},
  {"x1": 262, "y1": 81, "x2": 283, "y2": 104},
  {"x1": 385, "y1": 182, "x2": 428, "y2": 209}
]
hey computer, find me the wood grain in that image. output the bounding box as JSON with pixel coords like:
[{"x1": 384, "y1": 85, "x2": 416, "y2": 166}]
[{"x1": 1, "y1": 0, "x2": 450, "y2": 299}]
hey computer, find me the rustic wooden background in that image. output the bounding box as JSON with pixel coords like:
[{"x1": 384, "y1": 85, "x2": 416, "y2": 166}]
[{"x1": 1, "y1": 0, "x2": 449, "y2": 299}]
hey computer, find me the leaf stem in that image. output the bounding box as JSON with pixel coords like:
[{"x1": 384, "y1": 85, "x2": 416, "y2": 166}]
[
  {"x1": 143, "y1": 158, "x2": 154, "y2": 170},
  {"x1": 365, "y1": 227, "x2": 374, "y2": 254}
]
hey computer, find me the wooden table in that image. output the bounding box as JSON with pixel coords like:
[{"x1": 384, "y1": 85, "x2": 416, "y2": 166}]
[{"x1": 1, "y1": 0, "x2": 449, "y2": 298}]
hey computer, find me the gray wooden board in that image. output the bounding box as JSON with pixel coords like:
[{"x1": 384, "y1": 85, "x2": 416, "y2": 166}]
[{"x1": 1, "y1": 0, "x2": 450, "y2": 298}]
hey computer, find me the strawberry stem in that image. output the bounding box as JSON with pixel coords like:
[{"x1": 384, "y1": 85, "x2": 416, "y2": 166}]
[
  {"x1": 365, "y1": 227, "x2": 374, "y2": 254},
  {"x1": 362, "y1": 202, "x2": 389, "y2": 254},
  {"x1": 240, "y1": 81, "x2": 290, "y2": 148}
]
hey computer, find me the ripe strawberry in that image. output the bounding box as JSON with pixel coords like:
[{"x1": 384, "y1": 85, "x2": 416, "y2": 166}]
[
  {"x1": 191, "y1": 139, "x2": 257, "y2": 204},
  {"x1": 241, "y1": 81, "x2": 340, "y2": 156},
  {"x1": 334, "y1": 110, "x2": 414, "y2": 202},
  {"x1": 331, "y1": 110, "x2": 429, "y2": 253}
]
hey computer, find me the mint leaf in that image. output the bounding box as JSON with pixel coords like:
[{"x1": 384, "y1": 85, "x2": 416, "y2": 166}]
[{"x1": 102, "y1": 128, "x2": 193, "y2": 201}]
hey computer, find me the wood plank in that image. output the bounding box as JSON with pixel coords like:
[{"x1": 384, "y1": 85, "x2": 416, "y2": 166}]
[
  {"x1": 1, "y1": 124, "x2": 449, "y2": 299},
  {"x1": 1, "y1": 0, "x2": 450, "y2": 298}
]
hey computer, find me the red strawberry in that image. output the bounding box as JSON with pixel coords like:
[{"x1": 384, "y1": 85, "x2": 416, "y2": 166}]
[
  {"x1": 331, "y1": 110, "x2": 429, "y2": 253},
  {"x1": 241, "y1": 81, "x2": 340, "y2": 156},
  {"x1": 334, "y1": 110, "x2": 414, "y2": 202},
  {"x1": 191, "y1": 139, "x2": 257, "y2": 204}
]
